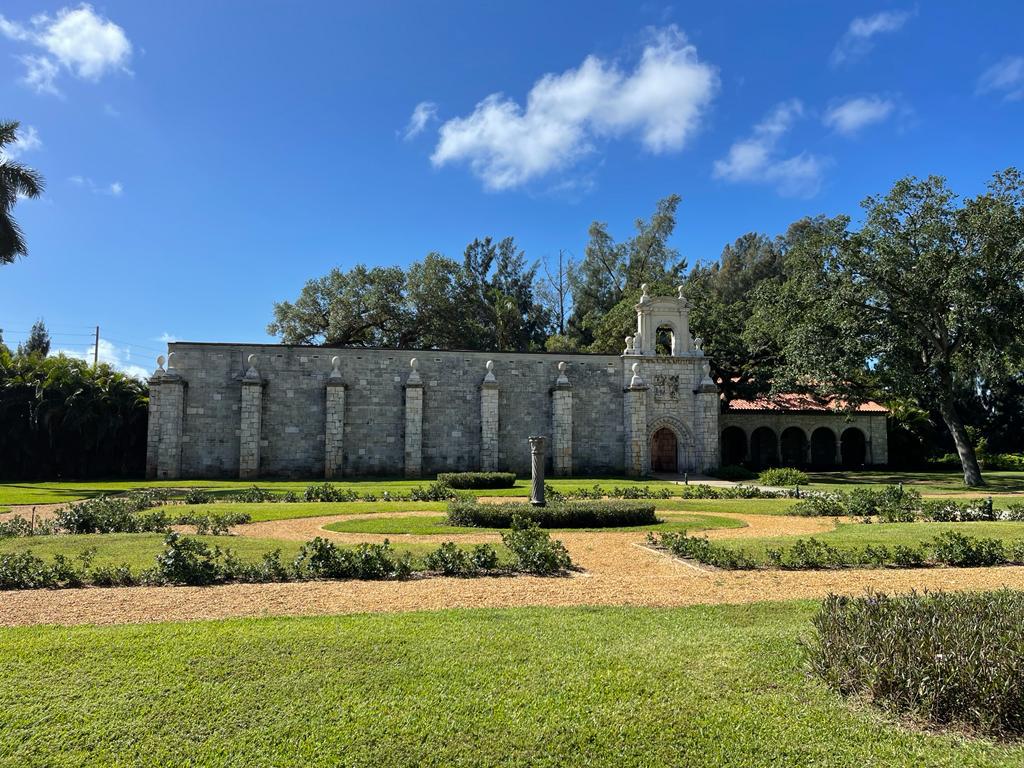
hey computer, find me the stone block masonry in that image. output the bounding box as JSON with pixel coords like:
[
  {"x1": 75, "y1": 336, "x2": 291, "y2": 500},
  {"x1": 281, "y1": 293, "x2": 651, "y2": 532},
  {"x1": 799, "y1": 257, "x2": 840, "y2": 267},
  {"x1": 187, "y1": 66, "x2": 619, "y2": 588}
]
[{"x1": 324, "y1": 358, "x2": 346, "y2": 479}]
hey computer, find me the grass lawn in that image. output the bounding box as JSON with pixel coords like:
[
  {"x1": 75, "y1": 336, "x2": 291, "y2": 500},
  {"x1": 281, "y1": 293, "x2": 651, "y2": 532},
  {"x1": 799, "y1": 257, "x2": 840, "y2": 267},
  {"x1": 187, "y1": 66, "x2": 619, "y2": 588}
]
[
  {"x1": 0, "y1": 602, "x2": 1019, "y2": 767},
  {"x1": 653, "y1": 498, "x2": 800, "y2": 515},
  {"x1": 0, "y1": 533, "x2": 491, "y2": 573},
  {"x1": 323, "y1": 512, "x2": 744, "y2": 536},
  {"x1": 805, "y1": 470, "x2": 1024, "y2": 495},
  {"x1": 174, "y1": 500, "x2": 451, "y2": 522},
  {"x1": 0, "y1": 477, "x2": 685, "y2": 506},
  {"x1": 714, "y1": 520, "x2": 1024, "y2": 562}
]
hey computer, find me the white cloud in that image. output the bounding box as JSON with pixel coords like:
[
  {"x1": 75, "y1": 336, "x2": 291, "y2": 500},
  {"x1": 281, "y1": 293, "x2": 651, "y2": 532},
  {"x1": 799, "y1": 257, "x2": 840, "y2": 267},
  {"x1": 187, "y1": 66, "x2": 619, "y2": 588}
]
[
  {"x1": 1, "y1": 125, "x2": 42, "y2": 160},
  {"x1": 54, "y1": 338, "x2": 150, "y2": 380},
  {"x1": 430, "y1": 26, "x2": 718, "y2": 190},
  {"x1": 0, "y1": 4, "x2": 131, "y2": 95},
  {"x1": 823, "y1": 95, "x2": 895, "y2": 135},
  {"x1": 403, "y1": 101, "x2": 438, "y2": 140},
  {"x1": 69, "y1": 175, "x2": 124, "y2": 197},
  {"x1": 831, "y1": 10, "x2": 911, "y2": 66},
  {"x1": 157, "y1": 332, "x2": 177, "y2": 344},
  {"x1": 977, "y1": 56, "x2": 1024, "y2": 101},
  {"x1": 713, "y1": 99, "x2": 825, "y2": 197}
]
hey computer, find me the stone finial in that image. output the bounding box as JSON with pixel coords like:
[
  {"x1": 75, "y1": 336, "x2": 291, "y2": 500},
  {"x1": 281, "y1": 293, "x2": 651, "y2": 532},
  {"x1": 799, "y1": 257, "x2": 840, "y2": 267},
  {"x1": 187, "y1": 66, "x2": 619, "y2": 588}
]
[
  {"x1": 156, "y1": 355, "x2": 165, "y2": 371},
  {"x1": 677, "y1": 284, "x2": 685, "y2": 300},
  {"x1": 245, "y1": 353, "x2": 259, "y2": 380},
  {"x1": 694, "y1": 336, "x2": 704, "y2": 354},
  {"x1": 699, "y1": 359, "x2": 716, "y2": 391},
  {"x1": 629, "y1": 361, "x2": 645, "y2": 388},
  {"x1": 483, "y1": 359, "x2": 496, "y2": 384},
  {"x1": 556, "y1": 360, "x2": 569, "y2": 386},
  {"x1": 624, "y1": 335, "x2": 634, "y2": 354},
  {"x1": 640, "y1": 283, "x2": 650, "y2": 302},
  {"x1": 407, "y1": 357, "x2": 422, "y2": 385},
  {"x1": 328, "y1": 355, "x2": 341, "y2": 378},
  {"x1": 166, "y1": 352, "x2": 176, "y2": 370}
]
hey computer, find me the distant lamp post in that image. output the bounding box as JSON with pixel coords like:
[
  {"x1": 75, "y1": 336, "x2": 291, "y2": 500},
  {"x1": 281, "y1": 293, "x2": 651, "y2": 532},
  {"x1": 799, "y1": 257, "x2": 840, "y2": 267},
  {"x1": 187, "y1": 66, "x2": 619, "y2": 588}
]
[{"x1": 529, "y1": 436, "x2": 546, "y2": 507}]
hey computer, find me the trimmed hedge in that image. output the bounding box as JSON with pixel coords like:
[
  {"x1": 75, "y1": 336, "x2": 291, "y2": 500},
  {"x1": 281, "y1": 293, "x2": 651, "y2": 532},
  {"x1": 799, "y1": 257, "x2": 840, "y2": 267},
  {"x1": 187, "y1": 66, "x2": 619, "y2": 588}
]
[
  {"x1": 758, "y1": 467, "x2": 809, "y2": 486},
  {"x1": 806, "y1": 590, "x2": 1024, "y2": 736},
  {"x1": 436, "y1": 472, "x2": 517, "y2": 489},
  {"x1": 447, "y1": 499, "x2": 657, "y2": 529}
]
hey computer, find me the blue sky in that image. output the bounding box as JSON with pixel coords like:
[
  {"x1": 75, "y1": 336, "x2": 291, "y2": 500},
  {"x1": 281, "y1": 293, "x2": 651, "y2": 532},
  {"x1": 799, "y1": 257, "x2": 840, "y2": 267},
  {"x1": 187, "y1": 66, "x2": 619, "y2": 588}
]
[{"x1": 1, "y1": 1, "x2": 1022, "y2": 377}]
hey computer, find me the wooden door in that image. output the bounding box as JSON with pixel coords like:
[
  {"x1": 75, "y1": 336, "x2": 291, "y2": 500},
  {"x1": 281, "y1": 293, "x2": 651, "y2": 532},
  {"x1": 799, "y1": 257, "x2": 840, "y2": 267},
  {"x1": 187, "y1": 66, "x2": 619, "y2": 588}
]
[{"x1": 651, "y1": 428, "x2": 678, "y2": 473}]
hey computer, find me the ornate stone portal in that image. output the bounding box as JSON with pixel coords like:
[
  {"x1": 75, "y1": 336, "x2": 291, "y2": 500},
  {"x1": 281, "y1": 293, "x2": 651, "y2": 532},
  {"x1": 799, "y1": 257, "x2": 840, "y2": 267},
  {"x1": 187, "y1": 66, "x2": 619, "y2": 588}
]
[{"x1": 145, "y1": 288, "x2": 723, "y2": 480}]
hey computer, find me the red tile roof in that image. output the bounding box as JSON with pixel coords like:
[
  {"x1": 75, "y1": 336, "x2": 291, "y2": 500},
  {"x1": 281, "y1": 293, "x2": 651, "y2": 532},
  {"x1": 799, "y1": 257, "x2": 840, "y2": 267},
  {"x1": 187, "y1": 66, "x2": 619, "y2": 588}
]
[{"x1": 725, "y1": 392, "x2": 888, "y2": 414}]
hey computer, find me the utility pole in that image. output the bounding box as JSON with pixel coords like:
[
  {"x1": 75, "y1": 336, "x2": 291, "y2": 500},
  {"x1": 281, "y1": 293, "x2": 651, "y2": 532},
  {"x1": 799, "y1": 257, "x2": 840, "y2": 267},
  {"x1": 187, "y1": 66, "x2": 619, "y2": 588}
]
[{"x1": 93, "y1": 325, "x2": 99, "y2": 368}]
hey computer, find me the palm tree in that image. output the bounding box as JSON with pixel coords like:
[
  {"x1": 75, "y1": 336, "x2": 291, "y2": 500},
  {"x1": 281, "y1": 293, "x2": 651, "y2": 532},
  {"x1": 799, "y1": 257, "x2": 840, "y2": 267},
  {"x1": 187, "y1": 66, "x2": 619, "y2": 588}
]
[{"x1": 0, "y1": 120, "x2": 45, "y2": 265}]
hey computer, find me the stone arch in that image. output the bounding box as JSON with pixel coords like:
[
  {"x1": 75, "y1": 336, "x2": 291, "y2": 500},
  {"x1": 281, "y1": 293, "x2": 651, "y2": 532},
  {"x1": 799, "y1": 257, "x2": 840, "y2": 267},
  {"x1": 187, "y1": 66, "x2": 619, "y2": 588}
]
[
  {"x1": 780, "y1": 426, "x2": 808, "y2": 467},
  {"x1": 720, "y1": 426, "x2": 747, "y2": 467},
  {"x1": 841, "y1": 427, "x2": 867, "y2": 468},
  {"x1": 655, "y1": 323, "x2": 677, "y2": 356},
  {"x1": 749, "y1": 426, "x2": 778, "y2": 469},
  {"x1": 810, "y1": 426, "x2": 836, "y2": 468},
  {"x1": 646, "y1": 416, "x2": 697, "y2": 474}
]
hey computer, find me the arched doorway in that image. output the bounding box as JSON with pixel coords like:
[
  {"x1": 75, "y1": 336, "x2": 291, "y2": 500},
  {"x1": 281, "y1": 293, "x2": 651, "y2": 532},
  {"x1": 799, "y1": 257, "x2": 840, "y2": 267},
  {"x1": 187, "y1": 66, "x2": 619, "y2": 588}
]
[
  {"x1": 651, "y1": 427, "x2": 678, "y2": 473},
  {"x1": 810, "y1": 427, "x2": 835, "y2": 467},
  {"x1": 780, "y1": 427, "x2": 807, "y2": 467},
  {"x1": 841, "y1": 428, "x2": 867, "y2": 468},
  {"x1": 721, "y1": 426, "x2": 747, "y2": 466},
  {"x1": 749, "y1": 427, "x2": 778, "y2": 469},
  {"x1": 655, "y1": 325, "x2": 675, "y2": 356}
]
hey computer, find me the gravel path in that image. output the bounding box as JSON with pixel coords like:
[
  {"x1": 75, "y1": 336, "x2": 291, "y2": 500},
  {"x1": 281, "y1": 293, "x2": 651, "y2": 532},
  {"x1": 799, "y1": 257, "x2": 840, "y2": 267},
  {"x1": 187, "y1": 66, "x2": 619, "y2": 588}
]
[{"x1": 4, "y1": 510, "x2": 1024, "y2": 627}]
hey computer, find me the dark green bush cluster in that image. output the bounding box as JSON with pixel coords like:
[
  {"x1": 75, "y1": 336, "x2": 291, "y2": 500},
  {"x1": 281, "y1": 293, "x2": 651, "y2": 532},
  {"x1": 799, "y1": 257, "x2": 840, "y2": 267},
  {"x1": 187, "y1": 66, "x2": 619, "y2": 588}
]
[
  {"x1": 230, "y1": 485, "x2": 283, "y2": 503},
  {"x1": 183, "y1": 488, "x2": 213, "y2": 504},
  {"x1": 171, "y1": 511, "x2": 252, "y2": 535},
  {"x1": 757, "y1": 467, "x2": 809, "y2": 486},
  {"x1": 447, "y1": 498, "x2": 657, "y2": 528},
  {"x1": 292, "y1": 537, "x2": 413, "y2": 581},
  {"x1": 790, "y1": 494, "x2": 849, "y2": 517},
  {"x1": 648, "y1": 531, "x2": 1024, "y2": 570},
  {"x1": 436, "y1": 472, "x2": 516, "y2": 489},
  {"x1": 303, "y1": 483, "x2": 360, "y2": 502},
  {"x1": 708, "y1": 464, "x2": 757, "y2": 481},
  {"x1": 551, "y1": 482, "x2": 794, "y2": 501},
  {"x1": 500, "y1": 514, "x2": 572, "y2": 574},
  {"x1": 423, "y1": 541, "x2": 501, "y2": 576},
  {"x1": 55, "y1": 493, "x2": 171, "y2": 534},
  {"x1": 0, "y1": 515, "x2": 42, "y2": 538},
  {"x1": 0, "y1": 551, "x2": 88, "y2": 589},
  {"x1": 791, "y1": 485, "x2": 1024, "y2": 523},
  {"x1": 226, "y1": 482, "x2": 459, "y2": 504},
  {"x1": 806, "y1": 590, "x2": 1024, "y2": 736},
  {"x1": 647, "y1": 531, "x2": 758, "y2": 569}
]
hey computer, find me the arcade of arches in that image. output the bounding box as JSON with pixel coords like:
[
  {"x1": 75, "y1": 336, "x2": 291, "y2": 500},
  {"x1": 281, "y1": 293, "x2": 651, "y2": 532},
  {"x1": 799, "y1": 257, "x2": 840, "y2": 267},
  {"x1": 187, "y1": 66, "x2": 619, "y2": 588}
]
[{"x1": 718, "y1": 412, "x2": 888, "y2": 470}]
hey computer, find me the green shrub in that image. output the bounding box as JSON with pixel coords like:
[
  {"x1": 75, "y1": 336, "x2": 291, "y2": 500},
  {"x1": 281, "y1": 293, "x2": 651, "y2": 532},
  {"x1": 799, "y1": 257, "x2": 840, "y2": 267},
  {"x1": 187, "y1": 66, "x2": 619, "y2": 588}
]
[
  {"x1": 0, "y1": 551, "x2": 87, "y2": 589},
  {"x1": 292, "y1": 537, "x2": 412, "y2": 581},
  {"x1": 303, "y1": 483, "x2": 359, "y2": 502},
  {"x1": 649, "y1": 532, "x2": 758, "y2": 570},
  {"x1": 0, "y1": 515, "x2": 35, "y2": 538},
  {"x1": 153, "y1": 532, "x2": 223, "y2": 585},
  {"x1": 56, "y1": 494, "x2": 171, "y2": 535},
  {"x1": 469, "y1": 544, "x2": 500, "y2": 571},
  {"x1": 790, "y1": 494, "x2": 848, "y2": 517},
  {"x1": 183, "y1": 488, "x2": 212, "y2": 504},
  {"x1": 173, "y1": 511, "x2": 252, "y2": 535},
  {"x1": 500, "y1": 514, "x2": 572, "y2": 575},
  {"x1": 447, "y1": 499, "x2": 657, "y2": 529},
  {"x1": 409, "y1": 482, "x2": 460, "y2": 502},
  {"x1": 435, "y1": 472, "x2": 516, "y2": 489},
  {"x1": 424, "y1": 542, "x2": 480, "y2": 576},
  {"x1": 768, "y1": 538, "x2": 847, "y2": 569},
  {"x1": 758, "y1": 467, "x2": 809, "y2": 486},
  {"x1": 930, "y1": 531, "x2": 1006, "y2": 567},
  {"x1": 231, "y1": 486, "x2": 278, "y2": 503},
  {"x1": 920, "y1": 498, "x2": 996, "y2": 523},
  {"x1": 806, "y1": 590, "x2": 1024, "y2": 736},
  {"x1": 709, "y1": 464, "x2": 757, "y2": 481}
]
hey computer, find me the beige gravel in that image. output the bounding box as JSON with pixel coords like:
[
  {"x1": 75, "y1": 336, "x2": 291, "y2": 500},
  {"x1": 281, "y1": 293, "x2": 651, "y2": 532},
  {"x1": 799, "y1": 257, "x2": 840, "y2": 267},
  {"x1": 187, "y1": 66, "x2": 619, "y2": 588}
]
[{"x1": 3, "y1": 510, "x2": 1024, "y2": 627}]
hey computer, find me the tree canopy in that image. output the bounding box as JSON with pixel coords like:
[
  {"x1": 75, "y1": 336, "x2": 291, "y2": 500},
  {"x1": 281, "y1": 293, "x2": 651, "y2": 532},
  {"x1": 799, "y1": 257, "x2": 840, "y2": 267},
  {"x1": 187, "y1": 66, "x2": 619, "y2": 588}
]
[{"x1": 0, "y1": 120, "x2": 44, "y2": 265}]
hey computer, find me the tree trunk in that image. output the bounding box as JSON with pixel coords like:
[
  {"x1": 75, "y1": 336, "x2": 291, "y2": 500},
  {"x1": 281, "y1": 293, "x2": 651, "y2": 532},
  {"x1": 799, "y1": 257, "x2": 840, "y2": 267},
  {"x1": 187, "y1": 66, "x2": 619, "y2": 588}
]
[{"x1": 937, "y1": 394, "x2": 985, "y2": 487}]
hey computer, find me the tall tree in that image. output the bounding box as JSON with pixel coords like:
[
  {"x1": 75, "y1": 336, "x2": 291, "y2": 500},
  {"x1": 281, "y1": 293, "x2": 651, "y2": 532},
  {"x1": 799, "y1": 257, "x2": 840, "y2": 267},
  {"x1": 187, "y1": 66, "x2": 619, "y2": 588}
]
[
  {"x1": 0, "y1": 121, "x2": 44, "y2": 265},
  {"x1": 267, "y1": 265, "x2": 411, "y2": 346},
  {"x1": 17, "y1": 318, "x2": 50, "y2": 357},
  {"x1": 570, "y1": 194, "x2": 687, "y2": 352},
  {"x1": 537, "y1": 249, "x2": 574, "y2": 336},
  {"x1": 749, "y1": 170, "x2": 1024, "y2": 486},
  {"x1": 685, "y1": 233, "x2": 785, "y2": 402}
]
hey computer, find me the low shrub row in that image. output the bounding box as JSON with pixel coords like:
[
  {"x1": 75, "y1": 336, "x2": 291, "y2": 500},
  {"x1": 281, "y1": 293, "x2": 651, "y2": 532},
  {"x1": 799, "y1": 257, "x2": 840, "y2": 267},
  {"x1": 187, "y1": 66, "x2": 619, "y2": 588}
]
[
  {"x1": 790, "y1": 485, "x2": 1024, "y2": 523},
  {"x1": 647, "y1": 530, "x2": 1024, "y2": 570},
  {"x1": 436, "y1": 472, "x2": 517, "y2": 489},
  {"x1": 806, "y1": 590, "x2": 1024, "y2": 736},
  {"x1": 548, "y1": 482, "x2": 796, "y2": 501},
  {"x1": 221, "y1": 481, "x2": 460, "y2": 504},
  {"x1": 447, "y1": 498, "x2": 657, "y2": 529},
  {"x1": 0, "y1": 516, "x2": 573, "y2": 590},
  {"x1": 0, "y1": 494, "x2": 252, "y2": 540}
]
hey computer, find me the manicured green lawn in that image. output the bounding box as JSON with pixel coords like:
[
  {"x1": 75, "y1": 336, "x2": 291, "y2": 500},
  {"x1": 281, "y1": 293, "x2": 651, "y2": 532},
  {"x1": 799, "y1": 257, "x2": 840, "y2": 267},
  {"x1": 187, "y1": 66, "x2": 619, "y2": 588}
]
[
  {"x1": 653, "y1": 498, "x2": 800, "y2": 515},
  {"x1": 805, "y1": 470, "x2": 1024, "y2": 495},
  {"x1": 715, "y1": 521, "x2": 1024, "y2": 561},
  {"x1": 323, "y1": 512, "x2": 744, "y2": 536},
  {"x1": 0, "y1": 533, "x2": 485, "y2": 573},
  {"x1": 0, "y1": 603, "x2": 1019, "y2": 767},
  {"x1": 174, "y1": 500, "x2": 450, "y2": 522}
]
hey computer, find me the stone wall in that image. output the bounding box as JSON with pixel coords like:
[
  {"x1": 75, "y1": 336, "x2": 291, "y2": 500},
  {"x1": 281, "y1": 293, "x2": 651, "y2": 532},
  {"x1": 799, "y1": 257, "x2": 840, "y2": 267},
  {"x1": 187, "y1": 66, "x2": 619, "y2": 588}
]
[{"x1": 147, "y1": 342, "x2": 724, "y2": 479}]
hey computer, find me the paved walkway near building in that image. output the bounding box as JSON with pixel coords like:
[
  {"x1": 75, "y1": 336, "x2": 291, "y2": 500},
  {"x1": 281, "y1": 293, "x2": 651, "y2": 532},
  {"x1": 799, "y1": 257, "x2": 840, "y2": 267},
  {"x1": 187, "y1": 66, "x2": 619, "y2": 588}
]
[{"x1": 4, "y1": 510, "x2": 1024, "y2": 627}]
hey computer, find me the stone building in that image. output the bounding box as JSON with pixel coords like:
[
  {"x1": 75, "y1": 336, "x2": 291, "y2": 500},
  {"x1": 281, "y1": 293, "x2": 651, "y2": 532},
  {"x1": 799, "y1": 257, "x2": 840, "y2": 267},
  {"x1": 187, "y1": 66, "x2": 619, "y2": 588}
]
[{"x1": 145, "y1": 287, "x2": 886, "y2": 479}]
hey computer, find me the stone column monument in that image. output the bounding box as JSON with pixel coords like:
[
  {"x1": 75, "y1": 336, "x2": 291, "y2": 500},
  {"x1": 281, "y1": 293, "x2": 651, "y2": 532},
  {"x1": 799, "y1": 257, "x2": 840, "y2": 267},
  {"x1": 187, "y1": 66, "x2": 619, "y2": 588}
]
[
  {"x1": 529, "y1": 435, "x2": 546, "y2": 507},
  {"x1": 239, "y1": 354, "x2": 263, "y2": 480}
]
